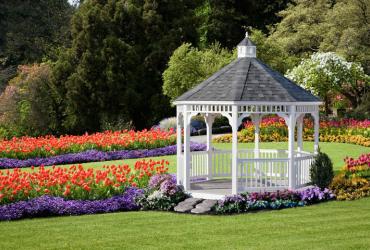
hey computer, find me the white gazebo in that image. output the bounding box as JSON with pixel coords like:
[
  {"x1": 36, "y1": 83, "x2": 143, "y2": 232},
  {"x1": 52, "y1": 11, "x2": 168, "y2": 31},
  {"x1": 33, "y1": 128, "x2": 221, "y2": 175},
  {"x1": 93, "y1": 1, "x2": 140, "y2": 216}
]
[{"x1": 173, "y1": 33, "x2": 322, "y2": 199}]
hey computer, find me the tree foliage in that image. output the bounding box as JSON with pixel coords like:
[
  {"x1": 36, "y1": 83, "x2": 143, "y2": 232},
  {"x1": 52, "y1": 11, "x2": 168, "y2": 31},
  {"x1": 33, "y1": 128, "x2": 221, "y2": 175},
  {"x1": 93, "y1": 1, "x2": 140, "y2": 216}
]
[
  {"x1": 0, "y1": 0, "x2": 73, "y2": 66},
  {"x1": 52, "y1": 0, "x2": 198, "y2": 133},
  {"x1": 268, "y1": 0, "x2": 370, "y2": 74},
  {"x1": 249, "y1": 29, "x2": 297, "y2": 73},
  {"x1": 0, "y1": 0, "x2": 73, "y2": 96},
  {"x1": 0, "y1": 64, "x2": 57, "y2": 137},
  {"x1": 286, "y1": 52, "x2": 370, "y2": 112},
  {"x1": 162, "y1": 43, "x2": 235, "y2": 102},
  {"x1": 196, "y1": 0, "x2": 290, "y2": 49},
  {"x1": 1, "y1": 0, "x2": 369, "y2": 137}
]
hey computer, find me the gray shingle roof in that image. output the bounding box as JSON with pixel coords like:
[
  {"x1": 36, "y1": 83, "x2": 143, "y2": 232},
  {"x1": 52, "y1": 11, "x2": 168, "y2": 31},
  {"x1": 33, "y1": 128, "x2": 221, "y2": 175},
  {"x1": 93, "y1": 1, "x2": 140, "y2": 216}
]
[
  {"x1": 238, "y1": 37, "x2": 255, "y2": 47},
  {"x1": 175, "y1": 57, "x2": 320, "y2": 103}
]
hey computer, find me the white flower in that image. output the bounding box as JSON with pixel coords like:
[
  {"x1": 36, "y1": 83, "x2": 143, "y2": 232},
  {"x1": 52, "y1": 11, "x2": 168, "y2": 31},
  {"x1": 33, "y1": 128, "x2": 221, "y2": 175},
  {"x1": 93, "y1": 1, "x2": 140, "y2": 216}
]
[{"x1": 148, "y1": 190, "x2": 164, "y2": 201}]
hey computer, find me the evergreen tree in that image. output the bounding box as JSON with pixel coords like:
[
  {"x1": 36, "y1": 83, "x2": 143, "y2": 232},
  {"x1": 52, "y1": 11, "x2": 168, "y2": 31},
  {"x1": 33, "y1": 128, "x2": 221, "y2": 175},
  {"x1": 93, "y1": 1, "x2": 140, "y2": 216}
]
[
  {"x1": 0, "y1": 0, "x2": 73, "y2": 66},
  {"x1": 0, "y1": 0, "x2": 73, "y2": 93},
  {"x1": 52, "y1": 0, "x2": 198, "y2": 133},
  {"x1": 196, "y1": 0, "x2": 290, "y2": 49}
]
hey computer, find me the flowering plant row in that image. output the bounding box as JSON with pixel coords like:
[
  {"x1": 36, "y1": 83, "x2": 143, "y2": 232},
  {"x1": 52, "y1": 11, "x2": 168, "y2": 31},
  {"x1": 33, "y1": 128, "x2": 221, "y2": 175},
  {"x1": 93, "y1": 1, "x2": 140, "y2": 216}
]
[
  {"x1": 0, "y1": 129, "x2": 176, "y2": 159},
  {"x1": 244, "y1": 117, "x2": 370, "y2": 137},
  {"x1": 0, "y1": 142, "x2": 206, "y2": 169},
  {"x1": 214, "y1": 116, "x2": 370, "y2": 147},
  {"x1": 330, "y1": 153, "x2": 370, "y2": 200},
  {"x1": 344, "y1": 153, "x2": 370, "y2": 171},
  {"x1": 215, "y1": 187, "x2": 335, "y2": 214},
  {"x1": 214, "y1": 132, "x2": 370, "y2": 147},
  {"x1": 0, "y1": 159, "x2": 169, "y2": 205},
  {"x1": 0, "y1": 172, "x2": 189, "y2": 221},
  {"x1": 0, "y1": 188, "x2": 143, "y2": 221},
  {"x1": 0, "y1": 173, "x2": 338, "y2": 220}
]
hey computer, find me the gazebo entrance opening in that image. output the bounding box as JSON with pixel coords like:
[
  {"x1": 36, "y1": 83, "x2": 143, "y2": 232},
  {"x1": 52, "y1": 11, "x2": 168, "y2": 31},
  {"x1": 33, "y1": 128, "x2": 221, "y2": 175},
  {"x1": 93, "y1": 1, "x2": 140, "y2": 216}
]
[{"x1": 174, "y1": 33, "x2": 322, "y2": 199}]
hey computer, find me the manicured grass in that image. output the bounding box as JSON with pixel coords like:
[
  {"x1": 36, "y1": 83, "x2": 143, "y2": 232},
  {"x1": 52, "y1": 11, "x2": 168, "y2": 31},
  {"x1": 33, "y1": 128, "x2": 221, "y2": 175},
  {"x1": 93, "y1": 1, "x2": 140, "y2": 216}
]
[
  {"x1": 0, "y1": 142, "x2": 368, "y2": 249},
  {"x1": 50, "y1": 142, "x2": 367, "y2": 172},
  {"x1": 1, "y1": 197, "x2": 370, "y2": 249}
]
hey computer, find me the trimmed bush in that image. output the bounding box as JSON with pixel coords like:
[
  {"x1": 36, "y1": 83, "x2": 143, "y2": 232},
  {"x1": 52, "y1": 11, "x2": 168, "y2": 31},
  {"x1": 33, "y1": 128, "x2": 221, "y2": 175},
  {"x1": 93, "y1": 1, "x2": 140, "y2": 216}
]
[{"x1": 310, "y1": 151, "x2": 334, "y2": 188}]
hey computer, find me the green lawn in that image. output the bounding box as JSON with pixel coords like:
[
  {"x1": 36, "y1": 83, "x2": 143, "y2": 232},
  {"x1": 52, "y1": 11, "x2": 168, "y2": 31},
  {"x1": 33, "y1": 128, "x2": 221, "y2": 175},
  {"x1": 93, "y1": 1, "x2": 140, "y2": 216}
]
[
  {"x1": 0, "y1": 142, "x2": 368, "y2": 250},
  {"x1": 1, "y1": 197, "x2": 369, "y2": 249},
  {"x1": 53, "y1": 142, "x2": 367, "y2": 172}
]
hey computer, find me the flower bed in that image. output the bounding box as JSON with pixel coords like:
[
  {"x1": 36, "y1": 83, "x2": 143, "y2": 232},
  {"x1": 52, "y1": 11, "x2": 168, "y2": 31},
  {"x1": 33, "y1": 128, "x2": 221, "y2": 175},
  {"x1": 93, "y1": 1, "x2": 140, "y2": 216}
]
[
  {"x1": 215, "y1": 187, "x2": 335, "y2": 214},
  {"x1": 0, "y1": 170, "x2": 339, "y2": 221},
  {"x1": 0, "y1": 129, "x2": 176, "y2": 159},
  {"x1": 330, "y1": 153, "x2": 370, "y2": 200},
  {"x1": 0, "y1": 170, "x2": 190, "y2": 221},
  {"x1": 0, "y1": 160, "x2": 169, "y2": 205},
  {"x1": 0, "y1": 188, "x2": 143, "y2": 221},
  {"x1": 0, "y1": 142, "x2": 206, "y2": 169},
  {"x1": 136, "y1": 174, "x2": 188, "y2": 211},
  {"x1": 213, "y1": 116, "x2": 370, "y2": 147}
]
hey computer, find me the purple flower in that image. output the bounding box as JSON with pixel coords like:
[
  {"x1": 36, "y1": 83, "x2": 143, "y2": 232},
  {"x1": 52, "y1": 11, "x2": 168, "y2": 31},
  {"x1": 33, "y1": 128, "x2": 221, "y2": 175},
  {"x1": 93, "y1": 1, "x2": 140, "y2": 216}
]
[
  {"x1": 0, "y1": 188, "x2": 143, "y2": 221},
  {"x1": 296, "y1": 186, "x2": 335, "y2": 204},
  {"x1": 216, "y1": 186, "x2": 335, "y2": 214},
  {"x1": 160, "y1": 178, "x2": 178, "y2": 195},
  {"x1": 0, "y1": 142, "x2": 206, "y2": 169},
  {"x1": 148, "y1": 174, "x2": 177, "y2": 195}
]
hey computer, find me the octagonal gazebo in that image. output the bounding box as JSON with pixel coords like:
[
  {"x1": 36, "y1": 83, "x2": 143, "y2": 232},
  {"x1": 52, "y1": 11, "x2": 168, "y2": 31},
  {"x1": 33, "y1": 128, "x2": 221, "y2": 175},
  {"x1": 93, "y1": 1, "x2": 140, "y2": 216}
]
[{"x1": 173, "y1": 33, "x2": 322, "y2": 199}]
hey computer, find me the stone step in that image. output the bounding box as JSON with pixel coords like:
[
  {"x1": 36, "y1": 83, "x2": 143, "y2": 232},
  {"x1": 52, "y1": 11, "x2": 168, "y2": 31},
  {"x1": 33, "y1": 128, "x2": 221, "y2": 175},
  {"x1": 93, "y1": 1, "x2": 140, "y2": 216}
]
[
  {"x1": 174, "y1": 198, "x2": 219, "y2": 214},
  {"x1": 174, "y1": 198, "x2": 204, "y2": 213},
  {"x1": 190, "y1": 199, "x2": 218, "y2": 214}
]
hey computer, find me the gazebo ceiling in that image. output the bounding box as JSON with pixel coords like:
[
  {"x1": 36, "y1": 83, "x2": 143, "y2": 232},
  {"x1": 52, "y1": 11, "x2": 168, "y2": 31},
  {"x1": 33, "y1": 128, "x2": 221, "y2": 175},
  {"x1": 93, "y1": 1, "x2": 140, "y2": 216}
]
[{"x1": 175, "y1": 35, "x2": 320, "y2": 104}]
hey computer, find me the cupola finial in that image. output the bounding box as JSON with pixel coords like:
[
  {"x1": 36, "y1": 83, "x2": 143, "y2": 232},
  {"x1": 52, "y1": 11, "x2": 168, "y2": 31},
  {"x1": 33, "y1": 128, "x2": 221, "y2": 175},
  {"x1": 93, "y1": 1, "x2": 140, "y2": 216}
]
[{"x1": 245, "y1": 31, "x2": 248, "y2": 38}]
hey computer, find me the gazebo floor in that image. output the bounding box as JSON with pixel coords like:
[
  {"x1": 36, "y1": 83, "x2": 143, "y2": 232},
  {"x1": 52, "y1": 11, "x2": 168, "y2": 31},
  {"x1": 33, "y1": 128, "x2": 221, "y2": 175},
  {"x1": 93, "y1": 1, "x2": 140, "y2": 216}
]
[
  {"x1": 190, "y1": 179, "x2": 233, "y2": 199},
  {"x1": 189, "y1": 178, "x2": 289, "y2": 200}
]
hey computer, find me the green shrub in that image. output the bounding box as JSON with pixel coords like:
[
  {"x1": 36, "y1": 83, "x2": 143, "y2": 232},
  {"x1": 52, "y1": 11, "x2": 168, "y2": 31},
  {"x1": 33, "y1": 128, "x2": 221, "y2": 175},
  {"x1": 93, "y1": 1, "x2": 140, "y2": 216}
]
[
  {"x1": 213, "y1": 116, "x2": 230, "y2": 128},
  {"x1": 310, "y1": 151, "x2": 334, "y2": 188}
]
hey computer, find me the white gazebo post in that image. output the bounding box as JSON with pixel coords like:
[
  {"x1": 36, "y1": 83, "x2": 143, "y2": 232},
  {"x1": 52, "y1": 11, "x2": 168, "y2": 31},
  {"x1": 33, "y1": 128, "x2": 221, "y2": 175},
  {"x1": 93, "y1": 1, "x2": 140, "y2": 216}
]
[
  {"x1": 205, "y1": 114, "x2": 215, "y2": 180},
  {"x1": 183, "y1": 106, "x2": 191, "y2": 190},
  {"x1": 297, "y1": 114, "x2": 304, "y2": 152},
  {"x1": 176, "y1": 107, "x2": 183, "y2": 185},
  {"x1": 231, "y1": 105, "x2": 238, "y2": 194},
  {"x1": 288, "y1": 106, "x2": 296, "y2": 189},
  {"x1": 313, "y1": 111, "x2": 320, "y2": 154},
  {"x1": 251, "y1": 114, "x2": 262, "y2": 157}
]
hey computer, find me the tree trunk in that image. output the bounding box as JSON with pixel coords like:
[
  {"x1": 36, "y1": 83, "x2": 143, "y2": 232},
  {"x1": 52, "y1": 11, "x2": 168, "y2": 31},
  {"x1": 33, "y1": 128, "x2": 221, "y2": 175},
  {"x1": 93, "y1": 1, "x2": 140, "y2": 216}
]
[
  {"x1": 324, "y1": 94, "x2": 330, "y2": 115},
  {"x1": 341, "y1": 91, "x2": 359, "y2": 109}
]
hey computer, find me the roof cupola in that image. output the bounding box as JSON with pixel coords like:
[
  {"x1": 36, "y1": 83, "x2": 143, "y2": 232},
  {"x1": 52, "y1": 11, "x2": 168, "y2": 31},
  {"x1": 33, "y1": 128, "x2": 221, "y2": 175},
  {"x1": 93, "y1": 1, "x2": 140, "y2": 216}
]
[{"x1": 237, "y1": 32, "x2": 256, "y2": 58}]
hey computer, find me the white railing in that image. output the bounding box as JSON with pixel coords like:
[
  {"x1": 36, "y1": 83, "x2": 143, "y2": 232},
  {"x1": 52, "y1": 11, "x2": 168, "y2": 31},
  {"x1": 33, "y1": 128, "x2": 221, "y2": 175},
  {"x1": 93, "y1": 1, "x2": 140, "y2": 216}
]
[
  {"x1": 238, "y1": 158, "x2": 289, "y2": 191},
  {"x1": 189, "y1": 149, "x2": 314, "y2": 191},
  {"x1": 212, "y1": 150, "x2": 232, "y2": 177},
  {"x1": 295, "y1": 155, "x2": 314, "y2": 187},
  {"x1": 189, "y1": 151, "x2": 208, "y2": 179}
]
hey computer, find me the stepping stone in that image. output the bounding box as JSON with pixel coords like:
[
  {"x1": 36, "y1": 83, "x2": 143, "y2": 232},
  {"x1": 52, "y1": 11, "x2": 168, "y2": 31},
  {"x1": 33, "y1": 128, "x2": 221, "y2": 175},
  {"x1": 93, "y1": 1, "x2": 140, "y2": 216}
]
[
  {"x1": 174, "y1": 204, "x2": 195, "y2": 213},
  {"x1": 174, "y1": 198, "x2": 203, "y2": 213},
  {"x1": 176, "y1": 198, "x2": 203, "y2": 207},
  {"x1": 190, "y1": 206, "x2": 212, "y2": 214},
  {"x1": 190, "y1": 199, "x2": 218, "y2": 214},
  {"x1": 196, "y1": 199, "x2": 218, "y2": 208}
]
